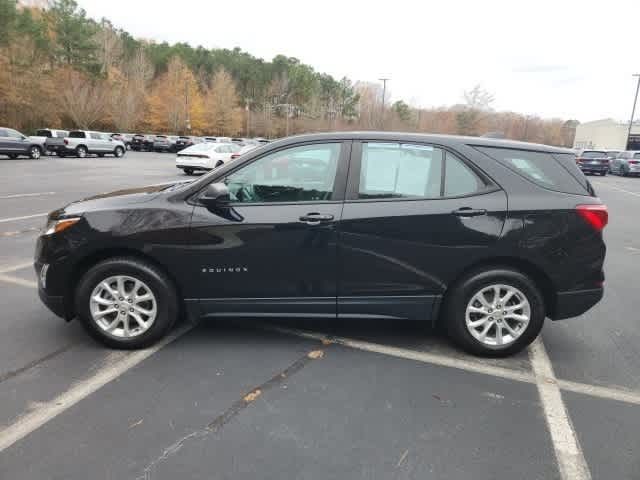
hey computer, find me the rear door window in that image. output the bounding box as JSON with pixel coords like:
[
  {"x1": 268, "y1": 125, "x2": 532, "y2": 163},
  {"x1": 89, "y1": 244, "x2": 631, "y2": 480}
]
[
  {"x1": 70, "y1": 131, "x2": 86, "y2": 138},
  {"x1": 475, "y1": 146, "x2": 591, "y2": 196}
]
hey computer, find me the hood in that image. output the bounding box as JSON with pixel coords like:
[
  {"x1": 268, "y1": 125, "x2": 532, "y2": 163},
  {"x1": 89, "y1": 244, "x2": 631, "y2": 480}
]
[{"x1": 52, "y1": 181, "x2": 191, "y2": 217}]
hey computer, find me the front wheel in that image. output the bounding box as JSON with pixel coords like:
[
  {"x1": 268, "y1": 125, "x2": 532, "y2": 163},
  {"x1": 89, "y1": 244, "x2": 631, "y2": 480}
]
[
  {"x1": 29, "y1": 146, "x2": 41, "y2": 159},
  {"x1": 443, "y1": 268, "x2": 545, "y2": 357},
  {"x1": 75, "y1": 257, "x2": 179, "y2": 349},
  {"x1": 114, "y1": 146, "x2": 124, "y2": 157}
]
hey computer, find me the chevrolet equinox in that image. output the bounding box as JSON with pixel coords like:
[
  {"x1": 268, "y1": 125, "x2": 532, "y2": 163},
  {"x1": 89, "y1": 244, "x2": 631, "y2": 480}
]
[{"x1": 35, "y1": 132, "x2": 607, "y2": 357}]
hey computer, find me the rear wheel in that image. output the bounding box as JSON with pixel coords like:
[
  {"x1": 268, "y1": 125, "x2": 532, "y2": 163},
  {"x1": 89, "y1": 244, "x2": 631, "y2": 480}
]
[
  {"x1": 443, "y1": 268, "x2": 545, "y2": 357},
  {"x1": 75, "y1": 257, "x2": 178, "y2": 349},
  {"x1": 76, "y1": 146, "x2": 88, "y2": 158},
  {"x1": 29, "y1": 146, "x2": 41, "y2": 159},
  {"x1": 183, "y1": 168, "x2": 194, "y2": 175},
  {"x1": 97, "y1": 153, "x2": 105, "y2": 157},
  {"x1": 7, "y1": 154, "x2": 18, "y2": 159}
]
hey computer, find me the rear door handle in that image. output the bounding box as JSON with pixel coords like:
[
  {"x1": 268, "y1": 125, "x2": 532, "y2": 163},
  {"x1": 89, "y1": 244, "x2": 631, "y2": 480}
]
[
  {"x1": 452, "y1": 207, "x2": 487, "y2": 217},
  {"x1": 299, "y1": 213, "x2": 334, "y2": 224}
]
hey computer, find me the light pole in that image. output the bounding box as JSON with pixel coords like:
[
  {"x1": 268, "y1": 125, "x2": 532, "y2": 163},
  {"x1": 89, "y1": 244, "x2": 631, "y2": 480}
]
[
  {"x1": 626, "y1": 74, "x2": 640, "y2": 150},
  {"x1": 379, "y1": 77, "x2": 390, "y2": 129}
]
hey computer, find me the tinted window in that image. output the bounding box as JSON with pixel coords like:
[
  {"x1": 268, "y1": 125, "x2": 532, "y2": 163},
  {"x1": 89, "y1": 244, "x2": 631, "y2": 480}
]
[
  {"x1": 581, "y1": 151, "x2": 606, "y2": 158},
  {"x1": 444, "y1": 152, "x2": 485, "y2": 196},
  {"x1": 36, "y1": 129, "x2": 52, "y2": 137},
  {"x1": 359, "y1": 143, "x2": 443, "y2": 199},
  {"x1": 226, "y1": 143, "x2": 341, "y2": 203},
  {"x1": 476, "y1": 146, "x2": 591, "y2": 196},
  {"x1": 70, "y1": 131, "x2": 86, "y2": 138},
  {"x1": 6, "y1": 129, "x2": 23, "y2": 138}
]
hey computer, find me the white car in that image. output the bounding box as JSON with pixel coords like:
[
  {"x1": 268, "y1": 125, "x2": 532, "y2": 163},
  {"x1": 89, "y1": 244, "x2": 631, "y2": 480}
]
[{"x1": 176, "y1": 142, "x2": 241, "y2": 175}]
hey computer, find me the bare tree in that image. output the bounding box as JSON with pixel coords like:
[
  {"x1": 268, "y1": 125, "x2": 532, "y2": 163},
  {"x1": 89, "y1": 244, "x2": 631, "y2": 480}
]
[
  {"x1": 56, "y1": 68, "x2": 108, "y2": 129},
  {"x1": 94, "y1": 20, "x2": 123, "y2": 75}
]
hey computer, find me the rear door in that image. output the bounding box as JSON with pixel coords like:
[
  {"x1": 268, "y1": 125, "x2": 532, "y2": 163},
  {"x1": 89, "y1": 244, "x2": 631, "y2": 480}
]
[{"x1": 338, "y1": 141, "x2": 507, "y2": 320}]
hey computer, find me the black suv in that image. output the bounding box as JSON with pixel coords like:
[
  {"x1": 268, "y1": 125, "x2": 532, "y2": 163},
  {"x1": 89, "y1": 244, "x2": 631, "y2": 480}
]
[
  {"x1": 35, "y1": 132, "x2": 607, "y2": 356},
  {"x1": 0, "y1": 127, "x2": 43, "y2": 159}
]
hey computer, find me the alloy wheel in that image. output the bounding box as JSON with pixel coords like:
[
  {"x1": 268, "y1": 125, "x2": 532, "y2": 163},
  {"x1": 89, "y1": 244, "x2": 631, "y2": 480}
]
[
  {"x1": 89, "y1": 275, "x2": 157, "y2": 338},
  {"x1": 465, "y1": 284, "x2": 531, "y2": 347}
]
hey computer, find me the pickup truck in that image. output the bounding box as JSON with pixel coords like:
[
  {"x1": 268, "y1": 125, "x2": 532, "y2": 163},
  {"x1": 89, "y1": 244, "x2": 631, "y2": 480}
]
[
  {"x1": 29, "y1": 129, "x2": 69, "y2": 155},
  {"x1": 45, "y1": 130, "x2": 126, "y2": 158}
]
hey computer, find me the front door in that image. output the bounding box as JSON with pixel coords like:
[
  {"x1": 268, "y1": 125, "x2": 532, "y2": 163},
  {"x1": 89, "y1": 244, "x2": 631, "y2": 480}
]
[
  {"x1": 338, "y1": 141, "x2": 507, "y2": 320},
  {"x1": 189, "y1": 141, "x2": 350, "y2": 317}
]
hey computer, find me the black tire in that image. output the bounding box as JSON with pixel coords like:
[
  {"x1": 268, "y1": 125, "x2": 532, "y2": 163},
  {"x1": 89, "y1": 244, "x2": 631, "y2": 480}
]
[
  {"x1": 29, "y1": 146, "x2": 42, "y2": 159},
  {"x1": 443, "y1": 267, "x2": 545, "y2": 357},
  {"x1": 600, "y1": 171, "x2": 607, "y2": 176},
  {"x1": 114, "y1": 146, "x2": 124, "y2": 158},
  {"x1": 74, "y1": 257, "x2": 179, "y2": 349},
  {"x1": 7, "y1": 154, "x2": 18, "y2": 159},
  {"x1": 97, "y1": 153, "x2": 105, "y2": 157},
  {"x1": 76, "y1": 145, "x2": 88, "y2": 158},
  {"x1": 184, "y1": 168, "x2": 194, "y2": 175}
]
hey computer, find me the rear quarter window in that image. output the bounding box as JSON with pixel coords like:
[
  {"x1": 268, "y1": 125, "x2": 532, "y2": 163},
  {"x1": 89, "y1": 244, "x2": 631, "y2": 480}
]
[
  {"x1": 69, "y1": 131, "x2": 86, "y2": 138},
  {"x1": 474, "y1": 146, "x2": 592, "y2": 196}
]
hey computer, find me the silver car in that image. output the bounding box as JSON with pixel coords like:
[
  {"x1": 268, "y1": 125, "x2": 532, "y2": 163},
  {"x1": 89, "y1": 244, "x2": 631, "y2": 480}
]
[{"x1": 610, "y1": 151, "x2": 640, "y2": 177}]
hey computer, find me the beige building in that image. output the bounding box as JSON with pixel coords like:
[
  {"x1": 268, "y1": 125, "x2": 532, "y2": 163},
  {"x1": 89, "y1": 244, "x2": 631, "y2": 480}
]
[{"x1": 573, "y1": 119, "x2": 640, "y2": 150}]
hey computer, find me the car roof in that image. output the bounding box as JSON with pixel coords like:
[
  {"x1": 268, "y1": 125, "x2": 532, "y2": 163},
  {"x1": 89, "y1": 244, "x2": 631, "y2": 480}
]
[{"x1": 267, "y1": 131, "x2": 573, "y2": 154}]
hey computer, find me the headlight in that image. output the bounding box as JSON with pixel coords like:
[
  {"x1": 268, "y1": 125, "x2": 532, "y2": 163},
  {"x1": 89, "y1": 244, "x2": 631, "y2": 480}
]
[{"x1": 44, "y1": 217, "x2": 81, "y2": 235}]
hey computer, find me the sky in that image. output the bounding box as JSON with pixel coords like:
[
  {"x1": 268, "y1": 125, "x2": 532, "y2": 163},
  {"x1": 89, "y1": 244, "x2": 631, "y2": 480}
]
[{"x1": 77, "y1": 0, "x2": 640, "y2": 122}]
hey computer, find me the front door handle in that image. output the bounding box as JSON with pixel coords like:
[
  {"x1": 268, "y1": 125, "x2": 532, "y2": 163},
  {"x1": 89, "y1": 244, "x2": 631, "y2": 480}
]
[
  {"x1": 299, "y1": 213, "x2": 334, "y2": 225},
  {"x1": 452, "y1": 207, "x2": 487, "y2": 217}
]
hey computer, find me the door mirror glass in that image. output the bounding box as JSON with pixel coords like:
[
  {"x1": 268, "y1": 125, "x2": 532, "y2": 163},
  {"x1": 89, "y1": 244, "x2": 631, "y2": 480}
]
[{"x1": 201, "y1": 182, "x2": 230, "y2": 206}]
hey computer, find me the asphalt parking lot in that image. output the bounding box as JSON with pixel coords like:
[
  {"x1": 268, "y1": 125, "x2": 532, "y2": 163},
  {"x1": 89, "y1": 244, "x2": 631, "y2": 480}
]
[{"x1": 0, "y1": 151, "x2": 639, "y2": 479}]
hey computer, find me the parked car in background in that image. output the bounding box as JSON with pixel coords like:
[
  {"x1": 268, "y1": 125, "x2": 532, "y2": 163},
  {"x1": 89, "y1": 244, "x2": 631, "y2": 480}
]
[
  {"x1": 130, "y1": 134, "x2": 155, "y2": 151},
  {"x1": 0, "y1": 127, "x2": 44, "y2": 159},
  {"x1": 36, "y1": 132, "x2": 607, "y2": 355},
  {"x1": 175, "y1": 136, "x2": 202, "y2": 151},
  {"x1": 111, "y1": 133, "x2": 134, "y2": 149},
  {"x1": 152, "y1": 135, "x2": 178, "y2": 153},
  {"x1": 203, "y1": 136, "x2": 231, "y2": 143},
  {"x1": 610, "y1": 151, "x2": 640, "y2": 177},
  {"x1": 176, "y1": 142, "x2": 240, "y2": 175},
  {"x1": 230, "y1": 143, "x2": 258, "y2": 159},
  {"x1": 45, "y1": 130, "x2": 126, "y2": 158},
  {"x1": 575, "y1": 149, "x2": 609, "y2": 175},
  {"x1": 29, "y1": 129, "x2": 70, "y2": 155}
]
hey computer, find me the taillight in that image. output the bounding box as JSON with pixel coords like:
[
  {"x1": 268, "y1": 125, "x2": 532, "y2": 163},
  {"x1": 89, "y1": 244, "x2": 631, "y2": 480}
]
[
  {"x1": 576, "y1": 157, "x2": 583, "y2": 164},
  {"x1": 63, "y1": 139, "x2": 68, "y2": 145},
  {"x1": 629, "y1": 160, "x2": 639, "y2": 165},
  {"x1": 576, "y1": 204, "x2": 608, "y2": 231}
]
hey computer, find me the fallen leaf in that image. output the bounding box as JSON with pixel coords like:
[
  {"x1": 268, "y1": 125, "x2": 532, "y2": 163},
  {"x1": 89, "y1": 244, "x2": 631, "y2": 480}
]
[
  {"x1": 308, "y1": 350, "x2": 324, "y2": 359},
  {"x1": 244, "y1": 389, "x2": 262, "y2": 402}
]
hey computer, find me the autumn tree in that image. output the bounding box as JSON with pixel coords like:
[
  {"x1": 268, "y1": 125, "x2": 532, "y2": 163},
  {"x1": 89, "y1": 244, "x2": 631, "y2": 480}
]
[
  {"x1": 55, "y1": 67, "x2": 109, "y2": 128},
  {"x1": 146, "y1": 56, "x2": 204, "y2": 133},
  {"x1": 203, "y1": 68, "x2": 243, "y2": 136}
]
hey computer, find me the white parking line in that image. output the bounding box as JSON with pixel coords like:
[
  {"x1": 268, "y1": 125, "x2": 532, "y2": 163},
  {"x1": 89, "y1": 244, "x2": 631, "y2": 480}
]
[
  {"x1": 0, "y1": 213, "x2": 47, "y2": 224},
  {"x1": 0, "y1": 274, "x2": 37, "y2": 289},
  {"x1": 0, "y1": 192, "x2": 56, "y2": 200},
  {"x1": 594, "y1": 183, "x2": 640, "y2": 198},
  {"x1": 0, "y1": 323, "x2": 193, "y2": 453},
  {"x1": 529, "y1": 338, "x2": 591, "y2": 480},
  {"x1": 262, "y1": 324, "x2": 640, "y2": 405},
  {"x1": 0, "y1": 261, "x2": 33, "y2": 274}
]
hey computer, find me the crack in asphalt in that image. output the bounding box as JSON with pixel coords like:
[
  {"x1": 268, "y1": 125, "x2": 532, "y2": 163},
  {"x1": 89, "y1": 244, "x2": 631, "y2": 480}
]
[
  {"x1": 0, "y1": 343, "x2": 77, "y2": 384},
  {"x1": 137, "y1": 347, "x2": 328, "y2": 480}
]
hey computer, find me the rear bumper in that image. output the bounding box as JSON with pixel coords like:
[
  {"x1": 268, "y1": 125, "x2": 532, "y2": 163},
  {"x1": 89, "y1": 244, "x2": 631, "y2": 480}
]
[
  {"x1": 551, "y1": 287, "x2": 603, "y2": 320},
  {"x1": 579, "y1": 164, "x2": 608, "y2": 173}
]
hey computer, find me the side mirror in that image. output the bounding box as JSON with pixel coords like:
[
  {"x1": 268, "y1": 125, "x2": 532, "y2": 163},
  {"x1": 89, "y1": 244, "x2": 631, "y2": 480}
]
[
  {"x1": 200, "y1": 182, "x2": 230, "y2": 207},
  {"x1": 21, "y1": 135, "x2": 27, "y2": 141}
]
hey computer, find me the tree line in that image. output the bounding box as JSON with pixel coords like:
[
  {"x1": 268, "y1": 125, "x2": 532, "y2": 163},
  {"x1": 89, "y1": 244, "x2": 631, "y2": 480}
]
[{"x1": 0, "y1": 0, "x2": 577, "y2": 146}]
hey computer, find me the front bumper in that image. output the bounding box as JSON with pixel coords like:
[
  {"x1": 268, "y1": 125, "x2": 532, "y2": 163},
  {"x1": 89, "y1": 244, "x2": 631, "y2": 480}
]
[
  {"x1": 551, "y1": 287, "x2": 603, "y2": 320},
  {"x1": 38, "y1": 286, "x2": 68, "y2": 319}
]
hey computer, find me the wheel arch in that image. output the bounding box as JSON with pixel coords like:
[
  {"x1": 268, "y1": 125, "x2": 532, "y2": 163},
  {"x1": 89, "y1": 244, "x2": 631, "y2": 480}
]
[
  {"x1": 438, "y1": 256, "x2": 556, "y2": 325},
  {"x1": 65, "y1": 247, "x2": 185, "y2": 320}
]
